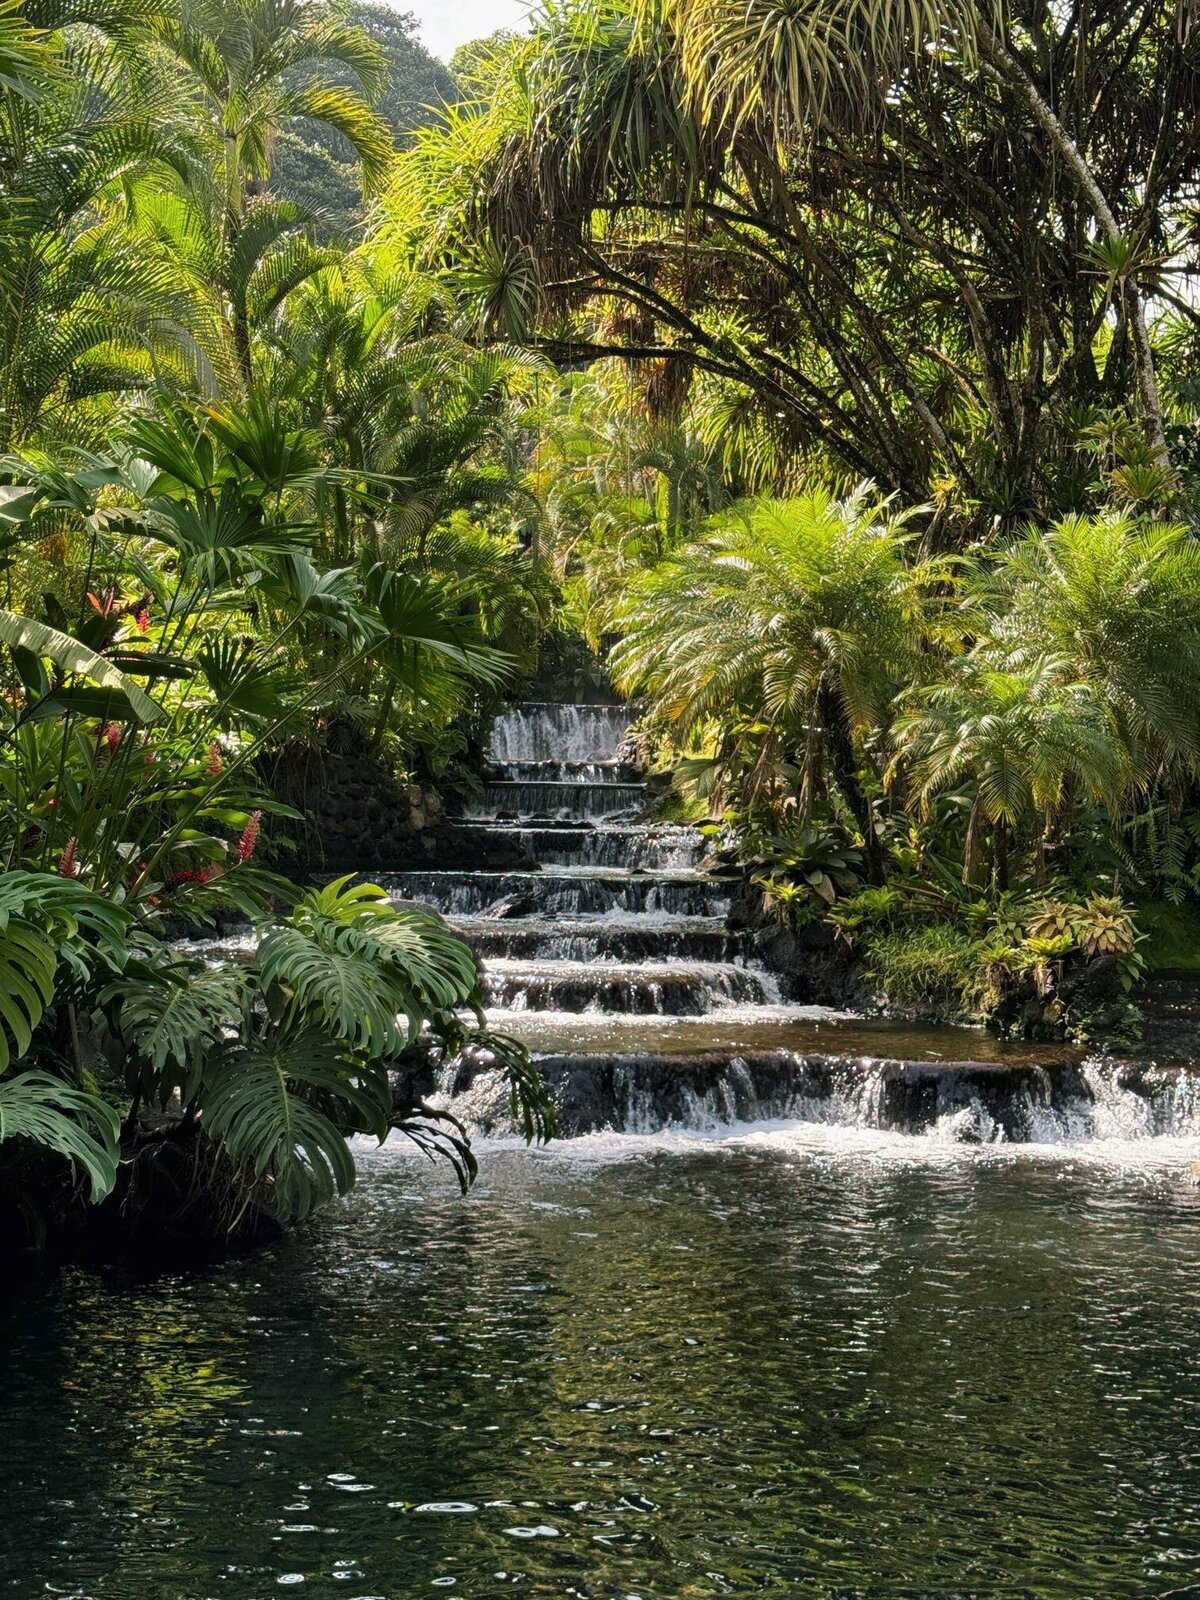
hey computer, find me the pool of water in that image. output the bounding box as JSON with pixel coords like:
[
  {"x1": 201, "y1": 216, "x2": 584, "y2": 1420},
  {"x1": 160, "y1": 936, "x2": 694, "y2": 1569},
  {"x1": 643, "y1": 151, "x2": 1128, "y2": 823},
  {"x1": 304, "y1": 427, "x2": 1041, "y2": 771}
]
[{"x1": 5, "y1": 1133, "x2": 1200, "y2": 1598}]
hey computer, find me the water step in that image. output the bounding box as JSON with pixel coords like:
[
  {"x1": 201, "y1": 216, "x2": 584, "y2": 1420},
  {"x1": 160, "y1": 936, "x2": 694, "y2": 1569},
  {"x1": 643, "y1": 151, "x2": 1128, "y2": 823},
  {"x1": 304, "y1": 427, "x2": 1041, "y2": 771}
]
[
  {"x1": 480, "y1": 958, "x2": 776, "y2": 1015},
  {"x1": 397, "y1": 1050, "x2": 1200, "y2": 1142},
  {"x1": 487, "y1": 760, "x2": 639, "y2": 784},
  {"x1": 487, "y1": 1008, "x2": 1031, "y2": 1059},
  {"x1": 442, "y1": 822, "x2": 705, "y2": 872},
  {"x1": 466, "y1": 779, "x2": 646, "y2": 820},
  {"x1": 488, "y1": 702, "x2": 634, "y2": 765},
  {"x1": 381, "y1": 868, "x2": 729, "y2": 918},
  {"x1": 451, "y1": 914, "x2": 747, "y2": 964}
]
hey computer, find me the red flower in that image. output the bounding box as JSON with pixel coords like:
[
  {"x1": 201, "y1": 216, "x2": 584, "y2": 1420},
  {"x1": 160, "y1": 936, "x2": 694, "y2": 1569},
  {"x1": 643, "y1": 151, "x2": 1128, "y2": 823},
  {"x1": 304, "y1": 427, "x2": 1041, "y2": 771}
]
[
  {"x1": 135, "y1": 606, "x2": 149, "y2": 635},
  {"x1": 57, "y1": 838, "x2": 79, "y2": 878},
  {"x1": 236, "y1": 810, "x2": 262, "y2": 864},
  {"x1": 206, "y1": 742, "x2": 222, "y2": 775},
  {"x1": 100, "y1": 723, "x2": 122, "y2": 753}
]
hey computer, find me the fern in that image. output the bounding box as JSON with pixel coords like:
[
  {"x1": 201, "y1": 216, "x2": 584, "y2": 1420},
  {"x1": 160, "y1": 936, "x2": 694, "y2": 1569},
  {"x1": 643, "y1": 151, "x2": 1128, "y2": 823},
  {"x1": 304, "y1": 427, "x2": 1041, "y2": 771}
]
[
  {"x1": 202, "y1": 1032, "x2": 391, "y2": 1220},
  {"x1": 0, "y1": 1070, "x2": 120, "y2": 1201}
]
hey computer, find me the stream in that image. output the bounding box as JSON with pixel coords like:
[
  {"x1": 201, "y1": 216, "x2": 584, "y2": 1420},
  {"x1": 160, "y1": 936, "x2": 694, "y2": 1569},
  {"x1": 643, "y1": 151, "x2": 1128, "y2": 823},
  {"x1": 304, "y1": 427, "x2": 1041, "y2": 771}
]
[{"x1": 4, "y1": 700, "x2": 1200, "y2": 1597}]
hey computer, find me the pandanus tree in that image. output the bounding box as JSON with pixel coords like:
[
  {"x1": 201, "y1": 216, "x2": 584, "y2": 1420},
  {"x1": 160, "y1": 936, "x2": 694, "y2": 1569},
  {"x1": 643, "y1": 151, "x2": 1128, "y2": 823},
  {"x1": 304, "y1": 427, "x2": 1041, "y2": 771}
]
[
  {"x1": 396, "y1": 0, "x2": 1199, "y2": 519},
  {"x1": 609, "y1": 485, "x2": 938, "y2": 880}
]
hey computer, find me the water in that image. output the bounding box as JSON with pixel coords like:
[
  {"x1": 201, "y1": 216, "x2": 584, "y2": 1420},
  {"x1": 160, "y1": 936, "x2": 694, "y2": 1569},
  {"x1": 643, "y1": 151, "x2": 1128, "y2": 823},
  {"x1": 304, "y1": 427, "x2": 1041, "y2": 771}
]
[
  {"x1": 401, "y1": 703, "x2": 1200, "y2": 1144},
  {"x1": 5, "y1": 1139, "x2": 1200, "y2": 1597},
  {"x1": 8, "y1": 700, "x2": 1200, "y2": 1592}
]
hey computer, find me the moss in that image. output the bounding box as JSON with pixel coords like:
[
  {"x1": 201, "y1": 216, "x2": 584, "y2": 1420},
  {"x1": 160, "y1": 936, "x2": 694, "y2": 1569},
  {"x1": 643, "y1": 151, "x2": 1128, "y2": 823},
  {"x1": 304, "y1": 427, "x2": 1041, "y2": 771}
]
[{"x1": 1135, "y1": 901, "x2": 1200, "y2": 973}]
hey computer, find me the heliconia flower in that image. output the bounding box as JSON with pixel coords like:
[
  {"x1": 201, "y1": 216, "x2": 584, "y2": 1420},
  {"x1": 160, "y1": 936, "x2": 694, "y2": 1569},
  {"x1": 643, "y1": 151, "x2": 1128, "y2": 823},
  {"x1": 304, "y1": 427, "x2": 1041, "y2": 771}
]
[
  {"x1": 135, "y1": 606, "x2": 149, "y2": 635},
  {"x1": 237, "y1": 810, "x2": 262, "y2": 864},
  {"x1": 100, "y1": 722, "x2": 122, "y2": 753},
  {"x1": 206, "y1": 742, "x2": 222, "y2": 775},
  {"x1": 57, "y1": 838, "x2": 79, "y2": 878}
]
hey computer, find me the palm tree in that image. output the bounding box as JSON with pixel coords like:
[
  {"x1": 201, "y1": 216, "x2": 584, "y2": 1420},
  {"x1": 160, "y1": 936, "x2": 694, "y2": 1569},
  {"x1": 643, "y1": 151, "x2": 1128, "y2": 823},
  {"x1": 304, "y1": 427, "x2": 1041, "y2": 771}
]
[
  {"x1": 144, "y1": 0, "x2": 393, "y2": 383},
  {"x1": 610, "y1": 483, "x2": 938, "y2": 879},
  {"x1": 979, "y1": 513, "x2": 1200, "y2": 784},
  {"x1": 155, "y1": 0, "x2": 393, "y2": 225},
  {"x1": 271, "y1": 260, "x2": 545, "y2": 563},
  {"x1": 893, "y1": 656, "x2": 1130, "y2": 889},
  {"x1": 0, "y1": 15, "x2": 204, "y2": 446}
]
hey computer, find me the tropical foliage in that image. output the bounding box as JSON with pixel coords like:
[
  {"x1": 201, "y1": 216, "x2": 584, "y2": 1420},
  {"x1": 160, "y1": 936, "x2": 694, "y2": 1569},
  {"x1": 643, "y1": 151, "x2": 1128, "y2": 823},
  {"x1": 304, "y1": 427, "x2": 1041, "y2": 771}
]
[
  {"x1": 3, "y1": 0, "x2": 1200, "y2": 1241},
  {"x1": 0, "y1": 0, "x2": 560, "y2": 1256}
]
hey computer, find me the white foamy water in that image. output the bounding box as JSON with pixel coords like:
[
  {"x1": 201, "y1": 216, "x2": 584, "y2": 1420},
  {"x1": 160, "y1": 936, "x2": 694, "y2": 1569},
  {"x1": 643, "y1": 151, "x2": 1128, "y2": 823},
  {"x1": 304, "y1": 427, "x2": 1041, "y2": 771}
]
[
  {"x1": 487, "y1": 702, "x2": 634, "y2": 765},
  {"x1": 363, "y1": 1116, "x2": 1200, "y2": 1176}
]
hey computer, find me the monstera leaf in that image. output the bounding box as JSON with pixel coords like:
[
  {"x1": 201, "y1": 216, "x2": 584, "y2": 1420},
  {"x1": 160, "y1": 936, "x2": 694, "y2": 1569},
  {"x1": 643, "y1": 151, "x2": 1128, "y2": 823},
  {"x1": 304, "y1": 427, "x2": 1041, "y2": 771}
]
[
  {"x1": 202, "y1": 1032, "x2": 392, "y2": 1220},
  {"x1": 0, "y1": 1071, "x2": 121, "y2": 1202}
]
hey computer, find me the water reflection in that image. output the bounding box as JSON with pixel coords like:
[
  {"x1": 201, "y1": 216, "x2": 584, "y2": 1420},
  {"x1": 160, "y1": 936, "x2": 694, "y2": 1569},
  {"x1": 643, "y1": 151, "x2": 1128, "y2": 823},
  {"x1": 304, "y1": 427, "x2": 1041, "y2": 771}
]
[{"x1": 4, "y1": 1141, "x2": 1200, "y2": 1596}]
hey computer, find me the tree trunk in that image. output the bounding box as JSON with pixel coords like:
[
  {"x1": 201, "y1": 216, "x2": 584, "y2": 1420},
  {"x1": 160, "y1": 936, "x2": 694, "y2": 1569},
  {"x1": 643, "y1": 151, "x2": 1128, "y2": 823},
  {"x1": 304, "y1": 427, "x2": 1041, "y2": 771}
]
[
  {"x1": 977, "y1": 29, "x2": 1171, "y2": 468},
  {"x1": 994, "y1": 814, "x2": 1010, "y2": 893},
  {"x1": 817, "y1": 680, "x2": 884, "y2": 885}
]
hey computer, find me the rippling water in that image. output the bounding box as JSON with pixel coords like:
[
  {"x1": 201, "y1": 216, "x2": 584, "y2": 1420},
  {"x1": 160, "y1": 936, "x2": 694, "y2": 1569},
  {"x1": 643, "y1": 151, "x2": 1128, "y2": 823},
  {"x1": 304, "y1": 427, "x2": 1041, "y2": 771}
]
[{"x1": 5, "y1": 1134, "x2": 1200, "y2": 1598}]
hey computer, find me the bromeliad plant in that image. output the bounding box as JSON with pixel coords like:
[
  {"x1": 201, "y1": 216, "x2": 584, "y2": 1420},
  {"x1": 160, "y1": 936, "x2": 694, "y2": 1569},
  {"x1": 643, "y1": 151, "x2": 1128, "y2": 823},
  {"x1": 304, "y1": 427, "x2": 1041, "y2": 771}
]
[{"x1": 0, "y1": 406, "x2": 553, "y2": 1249}]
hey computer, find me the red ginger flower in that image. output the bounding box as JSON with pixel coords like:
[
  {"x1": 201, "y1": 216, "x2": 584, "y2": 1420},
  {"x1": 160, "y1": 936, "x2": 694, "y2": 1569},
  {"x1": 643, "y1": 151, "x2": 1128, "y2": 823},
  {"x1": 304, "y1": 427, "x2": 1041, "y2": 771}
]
[
  {"x1": 237, "y1": 810, "x2": 262, "y2": 864},
  {"x1": 206, "y1": 743, "x2": 222, "y2": 775},
  {"x1": 135, "y1": 606, "x2": 149, "y2": 635},
  {"x1": 100, "y1": 722, "x2": 122, "y2": 753},
  {"x1": 57, "y1": 838, "x2": 79, "y2": 878}
]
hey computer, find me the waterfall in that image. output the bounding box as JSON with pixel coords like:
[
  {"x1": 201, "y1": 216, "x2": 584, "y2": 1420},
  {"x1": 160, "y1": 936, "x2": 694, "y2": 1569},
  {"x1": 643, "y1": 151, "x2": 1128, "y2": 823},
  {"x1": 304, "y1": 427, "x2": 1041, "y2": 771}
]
[
  {"x1": 487, "y1": 703, "x2": 633, "y2": 765},
  {"x1": 364, "y1": 698, "x2": 1200, "y2": 1151}
]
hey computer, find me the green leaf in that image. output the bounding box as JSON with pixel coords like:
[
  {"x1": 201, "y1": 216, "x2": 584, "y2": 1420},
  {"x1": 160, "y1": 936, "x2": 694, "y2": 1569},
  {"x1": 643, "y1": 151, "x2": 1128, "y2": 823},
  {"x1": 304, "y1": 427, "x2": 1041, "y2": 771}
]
[
  {"x1": 0, "y1": 1070, "x2": 120, "y2": 1202},
  {"x1": 0, "y1": 920, "x2": 57, "y2": 1070},
  {"x1": 102, "y1": 960, "x2": 250, "y2": 1098},
  {"x1": 203, "y1": 1032, "x2": 391, "y2": 1220},
  {"x1": 0, "y1": 610, "x2": 162, "y2": 723}
]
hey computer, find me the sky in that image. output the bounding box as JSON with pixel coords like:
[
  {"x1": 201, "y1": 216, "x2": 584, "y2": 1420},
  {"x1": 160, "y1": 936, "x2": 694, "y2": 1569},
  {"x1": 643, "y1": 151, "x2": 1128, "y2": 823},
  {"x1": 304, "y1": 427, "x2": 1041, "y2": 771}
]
[{"x1": 403, "y1": 0, "x2": 532, "y2": 64}]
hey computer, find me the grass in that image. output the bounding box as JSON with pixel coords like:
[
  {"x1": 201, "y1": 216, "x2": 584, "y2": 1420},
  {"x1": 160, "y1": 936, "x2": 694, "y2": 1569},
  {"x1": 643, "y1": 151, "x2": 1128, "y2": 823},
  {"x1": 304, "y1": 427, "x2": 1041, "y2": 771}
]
[{"x1": 861, "y1": 924, "x2": 990, "y2": 1016}]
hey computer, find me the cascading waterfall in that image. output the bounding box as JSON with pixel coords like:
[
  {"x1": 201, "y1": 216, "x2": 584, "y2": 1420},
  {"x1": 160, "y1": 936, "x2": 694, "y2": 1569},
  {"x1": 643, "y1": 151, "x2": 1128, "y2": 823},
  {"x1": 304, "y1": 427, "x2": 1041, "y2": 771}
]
[{"x1": 381, "y1": 700, "x2": 1200, "y2": 1148}]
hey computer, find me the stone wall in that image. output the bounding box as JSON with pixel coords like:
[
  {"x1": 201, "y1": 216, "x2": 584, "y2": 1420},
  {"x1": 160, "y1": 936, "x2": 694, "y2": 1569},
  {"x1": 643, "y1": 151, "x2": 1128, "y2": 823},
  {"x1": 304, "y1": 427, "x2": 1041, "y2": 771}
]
[
  {"x1": 263, "y1": 746, "x2": 538, "y2": 874},
  {"x1": 263, "y1": 748, "x2": 445, "y2": 873}
]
